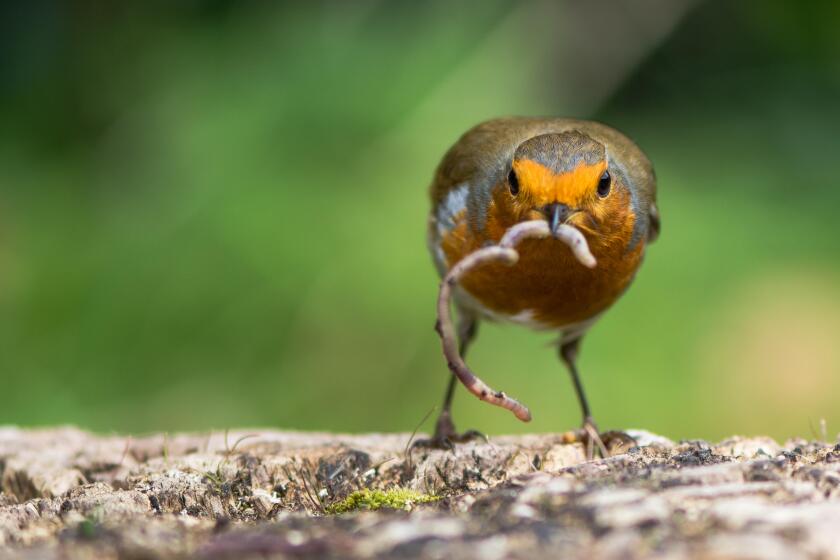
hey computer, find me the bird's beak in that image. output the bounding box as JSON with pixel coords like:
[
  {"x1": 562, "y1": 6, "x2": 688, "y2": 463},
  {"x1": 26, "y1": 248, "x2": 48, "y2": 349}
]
[{"x1": 545, "y1": 203, "x2": 571, "y2": 236}]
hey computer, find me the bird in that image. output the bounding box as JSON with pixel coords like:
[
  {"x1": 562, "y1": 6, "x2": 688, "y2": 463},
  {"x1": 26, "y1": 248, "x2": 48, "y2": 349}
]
[{"x1": 425, "y1": 117, "x2": 660, "y2": 453}]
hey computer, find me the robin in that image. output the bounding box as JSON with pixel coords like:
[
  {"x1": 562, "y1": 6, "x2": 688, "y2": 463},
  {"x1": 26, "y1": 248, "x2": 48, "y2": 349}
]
[{"x1": 425, "y1": 117, "x2": 660, "y2": 453}]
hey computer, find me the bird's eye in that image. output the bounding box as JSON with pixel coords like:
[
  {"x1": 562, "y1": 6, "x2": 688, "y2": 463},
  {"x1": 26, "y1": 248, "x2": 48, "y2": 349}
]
[
  {"x1": 508, "y1": 169, "x2": 519, "y2": 196},
  {"x1": 597, "y1": 170, "x2": 611, "y2": 198}
]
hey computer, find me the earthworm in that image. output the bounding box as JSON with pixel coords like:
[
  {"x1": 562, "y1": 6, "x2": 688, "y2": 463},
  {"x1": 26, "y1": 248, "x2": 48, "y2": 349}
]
[
  {"x1": 436, "y1": 220, "x2": 596, "y2": 422},
  {"x1": 552, "y1": 223, "x2": 597, "y2": 269}
]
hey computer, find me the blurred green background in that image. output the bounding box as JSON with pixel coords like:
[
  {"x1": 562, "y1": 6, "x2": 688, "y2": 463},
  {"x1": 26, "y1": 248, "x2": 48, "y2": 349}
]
[{"x1": 2, "y1": 0, "x2": 839, "y2": 442}]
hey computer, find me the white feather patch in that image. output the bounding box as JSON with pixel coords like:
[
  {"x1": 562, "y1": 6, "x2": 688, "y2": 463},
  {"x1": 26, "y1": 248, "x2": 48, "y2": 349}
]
[
  {"x1": 436, "y1": 183, "x2": 469, "y2": 235},
  {"x1": 507, "y1": 309, "x2": 551, "y2": 330}
]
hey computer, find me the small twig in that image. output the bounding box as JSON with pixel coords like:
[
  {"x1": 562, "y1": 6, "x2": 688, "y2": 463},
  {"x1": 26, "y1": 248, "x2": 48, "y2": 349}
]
[
  {"x1": 808, "y1": 418, "x2": 830, "y2": 444},
  {"x1": 227, "y1": 433, "x2": 259, "y2": 455},
  {"x1": 404, "y1": 406, "x2": 437, "y2": 471},
  {"x1": 119, "y1": 436, "x2": 132, "y2": 467},
  {"x1": 284, "y1": 463, "x2": 321, "y2": 513},
  {"x1": 162, "y1": 433, "x2": 170, "y2": 466},
  {"x1": 436, "y1": 220, "x2": 596, "y2": 422},
  {"x1": 223, "y1": 433, "x2": 257, "y2": 470},
  {"x1": 296, "y1": 463, "x2": 325, "y2": 513},
  {"x1": 808, "y1": 418, "x2": 819, "y2": 441}
]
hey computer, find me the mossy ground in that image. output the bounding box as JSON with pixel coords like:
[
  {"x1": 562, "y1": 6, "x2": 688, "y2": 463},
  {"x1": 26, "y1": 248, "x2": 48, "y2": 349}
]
[{"x1": 326, "y1": 488, "x2": 440, "y2": 514}]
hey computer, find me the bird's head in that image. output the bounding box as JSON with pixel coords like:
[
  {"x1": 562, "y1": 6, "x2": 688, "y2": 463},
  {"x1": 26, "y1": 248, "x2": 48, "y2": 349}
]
[{"x1": 497, "y1": 131, "x2": 634, "y2": 244}]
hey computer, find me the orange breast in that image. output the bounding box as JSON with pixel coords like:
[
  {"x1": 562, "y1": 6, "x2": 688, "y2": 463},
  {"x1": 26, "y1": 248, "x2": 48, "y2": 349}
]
[{"x1": 439, "y1": 209, "x2": 644, "y2": 329}]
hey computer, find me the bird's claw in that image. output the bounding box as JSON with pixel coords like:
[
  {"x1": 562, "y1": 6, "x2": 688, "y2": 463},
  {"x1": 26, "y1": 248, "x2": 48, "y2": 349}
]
[
  {"x1": 411, "y1": 430, "x2": 488, "y2": 451},
  {"x1": 563, "y1": 417, "x2": 637, "y2": 459},
  {"x1": 411, "y1": 411, "x2": 488, "y2": 450}
]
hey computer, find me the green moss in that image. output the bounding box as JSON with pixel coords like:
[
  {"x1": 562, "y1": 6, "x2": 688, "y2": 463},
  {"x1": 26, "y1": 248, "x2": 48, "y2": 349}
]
[{"x1": 325, "y1": 488, "x2": 439, "y2": 514}]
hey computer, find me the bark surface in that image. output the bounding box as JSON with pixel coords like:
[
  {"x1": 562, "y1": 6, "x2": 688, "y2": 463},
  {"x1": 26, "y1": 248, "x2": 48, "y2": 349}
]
[{"x1": 1, "y1": 427, "x2": 839, "y2": 559}]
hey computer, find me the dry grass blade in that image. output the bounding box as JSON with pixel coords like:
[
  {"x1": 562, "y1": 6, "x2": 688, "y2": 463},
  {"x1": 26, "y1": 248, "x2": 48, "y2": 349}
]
[{"x1": 404, "y1": 406, "x2": 437, "y2": 470}]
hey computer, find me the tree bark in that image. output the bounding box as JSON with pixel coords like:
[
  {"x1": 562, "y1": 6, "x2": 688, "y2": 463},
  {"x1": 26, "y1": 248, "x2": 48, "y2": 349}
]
[{"x1": 1, "y1": 427, "x2": 839, "y2": 559}]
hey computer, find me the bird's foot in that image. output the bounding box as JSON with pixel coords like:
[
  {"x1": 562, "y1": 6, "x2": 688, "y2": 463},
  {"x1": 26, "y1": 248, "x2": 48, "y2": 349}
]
[
  {"x1": 562, "y1": 417, "x2": 637, "y2": 459},
  {"x1": 411, "y1": 411, "x2": 488, "y2": 450}
]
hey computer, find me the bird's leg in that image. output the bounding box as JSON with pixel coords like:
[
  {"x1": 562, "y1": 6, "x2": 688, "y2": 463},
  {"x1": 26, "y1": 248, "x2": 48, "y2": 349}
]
[
  {"x1": 559, "y1": 337, "x2": 637, "y2": 459},
  {"x1": 415, "y1": 315, "x2": 486, "y2": 449}
]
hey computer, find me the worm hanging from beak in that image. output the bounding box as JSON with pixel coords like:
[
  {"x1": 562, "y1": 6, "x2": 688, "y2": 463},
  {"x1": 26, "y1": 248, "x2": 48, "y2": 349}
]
[{"x1": 435, "y1": 220, "x2": 596, "y2": 422}]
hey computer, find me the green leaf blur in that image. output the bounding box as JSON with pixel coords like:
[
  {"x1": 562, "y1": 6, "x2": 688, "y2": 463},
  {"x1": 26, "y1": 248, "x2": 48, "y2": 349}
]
[{"x1": 1, "y1": 1, "x2": 839, "y2": 441}]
